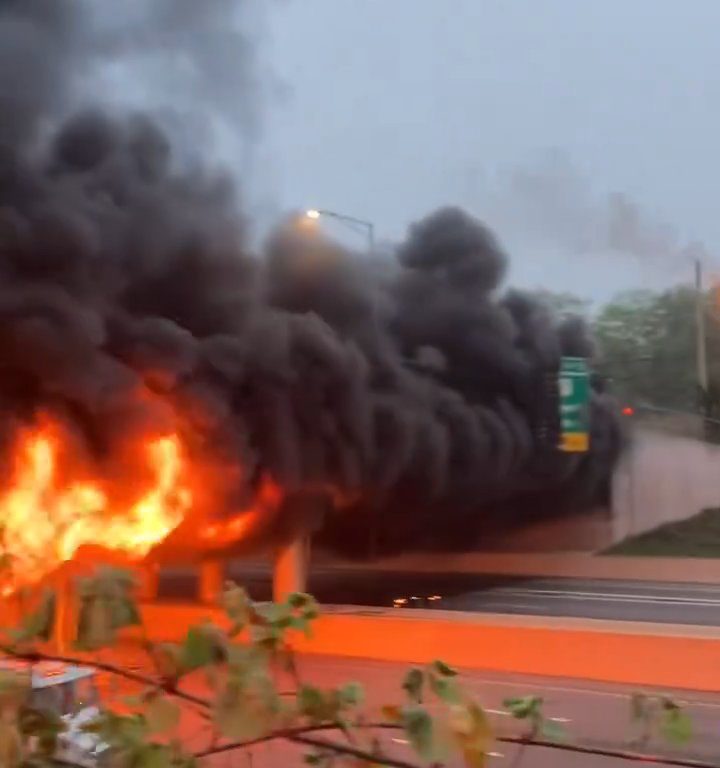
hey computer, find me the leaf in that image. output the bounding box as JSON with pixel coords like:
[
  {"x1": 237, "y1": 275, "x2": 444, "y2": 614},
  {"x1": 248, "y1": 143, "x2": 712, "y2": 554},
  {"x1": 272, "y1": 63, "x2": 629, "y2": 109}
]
[
  {"x1": 145, "y1": 696, "x2": 181, "y2": 734},
  {"x1": 402, "y1": 668, "x2": 424, "y2": 703},
  {"x1": 661, "y1": 708, "x2": 693, "y2": 745},
  {"x1": 152, "y1": 643, "x2": 182, "y2": 680},
  {"x1": 12, "y1": 590, "x2": 55, "y2": 643},
  {"x1": 288, "y1": 592, "x2": 313, "y2": 609},
  {"x1": 448, "y1": 702, "x2": 493, "y2": 767},
  {"x1": 429, "y1": 673, "x2": 461, "y2": 704},
  {"x1": 214, "y1": 676, "x2": 279, "y2": 741},
  {"x1": 298, "y1": 685, "x2": 331, "y2": 722},
  {"x1": 338, "y1": 682, "x2": 364, "y2": 707},
  {"x1": 222, "y1": 583, "x2": 252, "y2": 635},
  {"x1": 180, "y1": 626, "x2": 216, "y2": 671},
  {"x1": 110, "y1": 596, "x2": 142, "y2": 630},
  {"x1": 503, "y1": 696, "x2": 542, "y2": 720},
  {"x1": 402, "y1": 705, "x2": 435, "y2": 760},
  {"x1": 288, "y1": 592, "x2": 320, "y2": 621},
  {"x1": 432, "y1": 660, "x2": 458, "y2": 677},
  {"x1": 75, "y1": 597, "x2": 114, "y2": 650}
]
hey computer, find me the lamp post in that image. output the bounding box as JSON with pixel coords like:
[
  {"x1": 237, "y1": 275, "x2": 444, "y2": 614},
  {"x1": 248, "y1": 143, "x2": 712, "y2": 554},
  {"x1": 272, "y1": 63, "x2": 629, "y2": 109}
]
[{"x1": 305, "y1": 208, "x2": 375, "y2": 254}]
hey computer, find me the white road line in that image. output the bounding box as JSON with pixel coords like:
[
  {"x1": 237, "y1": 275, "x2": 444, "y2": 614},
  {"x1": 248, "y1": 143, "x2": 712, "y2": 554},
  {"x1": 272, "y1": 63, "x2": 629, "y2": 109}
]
[
  {"x1": 475, "y1": 602, "x2": 540, "y2": 611},
  {"x1": 474, "y1": 588, "x2": 720, "y2": 606}
]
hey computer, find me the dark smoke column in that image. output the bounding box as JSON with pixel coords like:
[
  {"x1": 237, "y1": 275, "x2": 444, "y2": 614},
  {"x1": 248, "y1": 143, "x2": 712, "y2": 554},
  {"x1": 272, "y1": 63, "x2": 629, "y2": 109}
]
[
  {"x1": 0, "y1": 1, "x2": 622, "y2": 563},
  {"x1": 311, "y1": 207, "x2": 624, "y2": 556}
]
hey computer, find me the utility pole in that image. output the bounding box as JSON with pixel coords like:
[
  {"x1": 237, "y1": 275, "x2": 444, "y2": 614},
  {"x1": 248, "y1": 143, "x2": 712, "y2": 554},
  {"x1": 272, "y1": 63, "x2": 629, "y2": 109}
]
[
  {"x1": 695, "y1": 256, "x2": 709, "y2": 433},
  {"x1": 695, "y1": 257, "x2": 709, "y2": 399}
]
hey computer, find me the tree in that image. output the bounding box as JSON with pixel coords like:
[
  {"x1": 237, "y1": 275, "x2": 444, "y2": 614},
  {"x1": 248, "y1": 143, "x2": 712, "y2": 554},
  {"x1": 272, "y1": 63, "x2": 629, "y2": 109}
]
[
  {"x1": 0, "y1": 567, "x2": 701, "y2": 767},
  {"x1": 593, "y1": 286, "x2": 720, "y2": 412}
]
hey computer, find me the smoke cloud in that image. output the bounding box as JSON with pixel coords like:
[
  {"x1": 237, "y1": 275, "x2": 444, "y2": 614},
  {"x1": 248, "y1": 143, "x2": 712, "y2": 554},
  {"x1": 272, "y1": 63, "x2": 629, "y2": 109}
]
[
  {"x1": 0, "y1": 1, "x2": 622, "y2": 558},
  {"x1": 483, "y1": 150, "x2": 699, "y2": 271}
]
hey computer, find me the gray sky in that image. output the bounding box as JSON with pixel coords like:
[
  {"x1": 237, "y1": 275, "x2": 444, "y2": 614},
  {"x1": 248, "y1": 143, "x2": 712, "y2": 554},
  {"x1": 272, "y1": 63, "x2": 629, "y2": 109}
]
[{"x1": 254, "y1": 0, "x2": 720, "y2": 303}]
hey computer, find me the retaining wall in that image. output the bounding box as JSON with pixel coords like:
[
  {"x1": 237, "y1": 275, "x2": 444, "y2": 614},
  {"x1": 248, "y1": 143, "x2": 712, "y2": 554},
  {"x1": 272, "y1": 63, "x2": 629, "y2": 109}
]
[{"x1": 141, "y1": 603, "x2": 720, "y2": 692}]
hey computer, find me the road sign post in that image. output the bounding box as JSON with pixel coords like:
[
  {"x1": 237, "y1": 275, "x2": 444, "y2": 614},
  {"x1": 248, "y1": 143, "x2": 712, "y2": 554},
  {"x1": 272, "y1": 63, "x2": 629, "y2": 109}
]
[{"x1": 558, "y1": 357, "x2": 590, "y2": 452}]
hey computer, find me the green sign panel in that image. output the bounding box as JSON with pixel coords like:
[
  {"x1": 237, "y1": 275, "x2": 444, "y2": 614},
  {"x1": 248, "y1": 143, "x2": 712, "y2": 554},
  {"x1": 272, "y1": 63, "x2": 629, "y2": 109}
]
[{"x1": 558, "y1": 356, "x2": 590, "y2": 452}]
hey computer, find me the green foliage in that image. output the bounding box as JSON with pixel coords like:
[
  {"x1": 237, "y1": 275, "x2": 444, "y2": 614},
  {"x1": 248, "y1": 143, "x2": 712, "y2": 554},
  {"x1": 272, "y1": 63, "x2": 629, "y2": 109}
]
[
  {"x1": 630, "y1": 693, "x2": 693, "y2": 747},
  {"x1": 0, "y1": 568, "x2": 703, "y2": 768},
  {"x1": 593, "y1": 286, "x2": 720, "y2": 412},
  {"x1": 503, "y1": 695, "x2": 571, "y2": 743},
  {"x1": 76, "y1": 567, "x2": 141, "y2": 650}
]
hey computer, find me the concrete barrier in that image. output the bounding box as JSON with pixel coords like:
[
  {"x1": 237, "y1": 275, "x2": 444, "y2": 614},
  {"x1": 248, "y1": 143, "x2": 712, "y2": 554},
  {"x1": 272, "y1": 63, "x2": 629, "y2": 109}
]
[
  {"x1": 308, "y1": 551, "x2": 720, "y2": 584},
  {"x1": 141, "y1": 603, "x2": 720, "y2": 692}
]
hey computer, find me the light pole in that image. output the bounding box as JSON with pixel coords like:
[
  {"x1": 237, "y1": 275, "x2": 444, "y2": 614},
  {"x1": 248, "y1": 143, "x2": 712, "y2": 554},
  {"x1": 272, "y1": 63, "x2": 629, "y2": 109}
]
[{"x1": 306, "y1": 208, "x2": 375, "y2": 254}]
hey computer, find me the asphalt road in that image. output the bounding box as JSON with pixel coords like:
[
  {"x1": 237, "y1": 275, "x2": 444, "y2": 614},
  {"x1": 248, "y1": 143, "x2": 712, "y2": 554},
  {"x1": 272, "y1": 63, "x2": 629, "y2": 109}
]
[
  {"x1": 290, "y1": 656, "x2": 720, "y2": 767},
  {"x1": 158, "y1": 566, "x2": 720, "y2": 626},
  {"x1": 104, "y1": 646, "x2": 720, "y2": 767}
]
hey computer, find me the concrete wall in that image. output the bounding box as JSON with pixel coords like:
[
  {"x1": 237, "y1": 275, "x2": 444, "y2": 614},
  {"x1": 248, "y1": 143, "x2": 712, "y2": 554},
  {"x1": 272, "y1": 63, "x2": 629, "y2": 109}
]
[
  {"x1": 312, "y1": 551, "x2": 720, "y2": 582},
  {"x1": 612, "y1": 430, "x2": 720, "y2": 541},
  {"x1": 141, "y1": 602, "x2": 720, "y2": 692}
]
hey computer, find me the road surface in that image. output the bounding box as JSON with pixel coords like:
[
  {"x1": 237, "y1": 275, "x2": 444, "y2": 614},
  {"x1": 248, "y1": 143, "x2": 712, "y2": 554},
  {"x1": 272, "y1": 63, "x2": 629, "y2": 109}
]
[
  {"x1": 159, "y1": 567, "x2": 720, "y2": 626},
  {"x1": 103, "y1": 647, "x2": 720, "y2": 767}
]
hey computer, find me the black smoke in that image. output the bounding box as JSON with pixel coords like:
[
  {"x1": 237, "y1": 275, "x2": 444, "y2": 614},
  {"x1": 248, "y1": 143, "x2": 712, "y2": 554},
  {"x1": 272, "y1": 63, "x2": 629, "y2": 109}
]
[{"x1": 0, "y1": 0, "x2": 623, "y2": 558}]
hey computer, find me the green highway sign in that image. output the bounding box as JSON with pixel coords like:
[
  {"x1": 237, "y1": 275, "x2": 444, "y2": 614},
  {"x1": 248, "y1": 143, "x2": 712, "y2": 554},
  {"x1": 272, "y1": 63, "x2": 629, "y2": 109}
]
[{"x1": 558, "y1": 356, "x2": 590, "y2": 452}]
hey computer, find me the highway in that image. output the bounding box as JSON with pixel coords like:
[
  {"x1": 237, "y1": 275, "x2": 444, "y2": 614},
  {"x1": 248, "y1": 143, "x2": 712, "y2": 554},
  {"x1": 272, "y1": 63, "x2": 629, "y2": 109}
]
[
  {"x1": 158, "y1": 567, "x2": 720, "y2": 626},
  {"x1": 106, "y1": 643, "x2": 720, "y2": 767},
  {"x1": 292, "y1": 656, "x2": 720, "y2": 768}
]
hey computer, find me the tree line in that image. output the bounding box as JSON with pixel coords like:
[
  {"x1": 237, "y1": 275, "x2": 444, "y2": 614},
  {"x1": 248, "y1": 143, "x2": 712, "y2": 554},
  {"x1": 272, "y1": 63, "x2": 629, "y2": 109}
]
[{"x1": 536, "y1": 286, "x2": 720, "y2": 417}]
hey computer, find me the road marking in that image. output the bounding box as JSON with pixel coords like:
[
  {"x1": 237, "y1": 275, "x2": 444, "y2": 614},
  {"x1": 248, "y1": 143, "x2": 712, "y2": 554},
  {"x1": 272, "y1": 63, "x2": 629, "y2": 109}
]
[{"x1": 474, "y1": 588, "x2": 720, "y2": 607}]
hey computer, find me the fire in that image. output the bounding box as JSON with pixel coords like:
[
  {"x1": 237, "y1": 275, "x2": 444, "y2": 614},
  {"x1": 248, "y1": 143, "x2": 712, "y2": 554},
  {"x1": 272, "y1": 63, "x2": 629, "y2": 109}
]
[
  {"x1": 0, "y1": 420, "x2": 192, "y2": 591},
  {"x1": 199, "y1": 474, "x2": 282, "y2": 547}
]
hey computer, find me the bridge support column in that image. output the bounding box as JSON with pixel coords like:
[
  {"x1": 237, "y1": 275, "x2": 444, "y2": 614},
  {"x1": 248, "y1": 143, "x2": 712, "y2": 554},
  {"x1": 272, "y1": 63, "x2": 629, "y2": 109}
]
[
  {"x1": 273, "y1": 537, "x2": 309, "y2": 603},
  {"x1": 137, "y1": 563, "x2": 159, "y2": 602},
  {"x1": 199, "y1": 559, "x2": 224, "y2": 605},
  {"x1": 52, "y1": 571, "x2": 76, "y2": 654}
]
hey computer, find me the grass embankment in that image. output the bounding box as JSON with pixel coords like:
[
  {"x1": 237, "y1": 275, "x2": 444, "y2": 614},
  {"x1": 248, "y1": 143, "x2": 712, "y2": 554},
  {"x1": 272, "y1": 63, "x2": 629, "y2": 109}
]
[{"x1": 604, "y1": 508, "x2": 720, "y2": 557}]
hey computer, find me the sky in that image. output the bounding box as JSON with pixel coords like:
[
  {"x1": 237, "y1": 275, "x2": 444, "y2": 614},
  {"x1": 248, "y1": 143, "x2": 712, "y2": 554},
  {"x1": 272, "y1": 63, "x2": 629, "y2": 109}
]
[{"x1": 250, "y1": 0, "x2": 720, "y2": 304}]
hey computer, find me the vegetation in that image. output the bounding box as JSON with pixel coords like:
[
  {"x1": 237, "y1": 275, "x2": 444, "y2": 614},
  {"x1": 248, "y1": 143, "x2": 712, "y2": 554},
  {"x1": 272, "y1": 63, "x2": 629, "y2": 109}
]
[
  {"x1": 592, "y1": 287, "x2": 720, "y2": 413},
  {"x1": 0, "y1": 567, "x2": 709, "y2": 767},
  {"x1": 535, "y1": 285, "x2": 720, "y2": 414},
  {"x1": 604, "y1": 507, "x2": 720, "y2": 557}
]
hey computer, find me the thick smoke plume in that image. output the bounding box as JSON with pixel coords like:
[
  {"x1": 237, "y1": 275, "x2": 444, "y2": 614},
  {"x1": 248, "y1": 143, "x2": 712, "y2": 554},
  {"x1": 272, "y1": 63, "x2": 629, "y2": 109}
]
[
  {"x1": 0, "y1": 1, "x2": 622, "y2": 558},
  {"x1": 484, "y1": 151, "x2": 706, "y2": 275}
]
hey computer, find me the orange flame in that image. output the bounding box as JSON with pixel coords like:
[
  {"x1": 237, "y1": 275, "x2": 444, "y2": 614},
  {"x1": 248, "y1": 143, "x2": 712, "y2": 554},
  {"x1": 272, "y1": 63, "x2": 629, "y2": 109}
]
[{"x1": 0, "y1": 421, "x2": 192, "y2": 591}]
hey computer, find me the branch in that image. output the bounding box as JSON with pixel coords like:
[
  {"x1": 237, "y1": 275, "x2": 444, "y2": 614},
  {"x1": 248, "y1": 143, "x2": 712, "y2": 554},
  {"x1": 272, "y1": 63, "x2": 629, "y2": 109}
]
[
  {"x1": 291, "y1": 734, "x2": 419, "y2": 768},
  {"x1": 197, "y1": 723, "x2": 720, "y2": 768},
  {"x1": 4, "y1": 643, "x2": 714, "y2": 768},
  {"x1": 194, "y1": 723, "x2": 384, "y2": 759},
  {"x1": 498, "y1": 736, "x2": 718, "y2": 768},
  {"x1": 0, "y1": 645, "x2": 209, "y2": 710}
]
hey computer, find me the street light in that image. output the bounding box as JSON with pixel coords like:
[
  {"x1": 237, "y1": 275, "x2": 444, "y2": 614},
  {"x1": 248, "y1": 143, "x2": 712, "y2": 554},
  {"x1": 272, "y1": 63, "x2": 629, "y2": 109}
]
[{"x1": 304, "y1": 208, "x2": 375, "y2": 253}]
